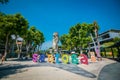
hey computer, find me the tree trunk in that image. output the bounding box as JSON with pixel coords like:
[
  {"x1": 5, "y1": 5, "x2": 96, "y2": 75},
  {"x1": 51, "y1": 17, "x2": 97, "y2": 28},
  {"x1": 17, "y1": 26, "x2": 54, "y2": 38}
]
[
  {"x1": 11, "y1": 40, "x2": 15, "y2": 57},
  {"x1": 80, "y1": 46, "x2": 83, "y2": 54},
  {"x1": 38, "y1": 43, "x2": 42, "y2": 51},
  {"x1": 26, "y1": 43, "x2": 30, "y2": 56},
  {"x1": 94, "y1": 29, "x2": 101, "y2": 58},
  {"x1": 90, "y1": 33, "x2": 99, "y2": 57},
  {"x1": 1, "y1": 33, "x2": 10, "y2": 63},
  {"x1": 17, "y1": 52, "x2": 20, "y2": 59},
  {"x1": 88, "y1": 42, "x2": 91, "y2": 58},
  {"x1": 37, "y1": 45, "x2": 39, "y2": 52},
  {"x1": 4, "y1": 33, "x2": 10, "y2": 58},
  {"x1": 32, "y1": 46, "x2": 35, "y2": 54},
  {"x1": 17, "y1": 44, "x2": 22, "y2": 59},
  {"x1": 96, "y1": 39, "x2": 101, "y2": 58}
]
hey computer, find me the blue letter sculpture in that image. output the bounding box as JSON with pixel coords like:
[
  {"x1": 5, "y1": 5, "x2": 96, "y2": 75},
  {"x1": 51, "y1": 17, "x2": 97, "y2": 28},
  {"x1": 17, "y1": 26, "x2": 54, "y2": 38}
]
[
  {"x1": 39, "y1": 54, "x2": 45, "y2": 62},
  {"x1": 55, "y1": 52, "x2": 60, "y2": 64}
]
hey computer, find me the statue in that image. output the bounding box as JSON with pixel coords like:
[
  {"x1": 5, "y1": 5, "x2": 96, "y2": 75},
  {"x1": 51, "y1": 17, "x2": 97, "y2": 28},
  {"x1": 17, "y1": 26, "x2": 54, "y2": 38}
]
[
  {"x1": 16, "y1": 35, "x2": 23, "y2": 59},
  {"x1": 53, "y1": 32, "x2": 59, "y2": 52}
]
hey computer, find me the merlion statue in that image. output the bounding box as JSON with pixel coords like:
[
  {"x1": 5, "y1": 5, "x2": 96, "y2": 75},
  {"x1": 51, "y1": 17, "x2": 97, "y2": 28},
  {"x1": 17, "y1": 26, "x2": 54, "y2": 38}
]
[{"x1": 53, "y1": 32, "x2": 59, "y2": 52}]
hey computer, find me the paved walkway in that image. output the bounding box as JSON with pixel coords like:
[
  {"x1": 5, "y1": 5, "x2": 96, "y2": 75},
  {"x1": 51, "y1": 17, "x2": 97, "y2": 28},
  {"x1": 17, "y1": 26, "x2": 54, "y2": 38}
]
[
  {"x1": 98, "y1": 62, "x2": 120, "y2": 80},
  {"x1": 0, "y1": 58, "x2": 119, "y2": 80}
]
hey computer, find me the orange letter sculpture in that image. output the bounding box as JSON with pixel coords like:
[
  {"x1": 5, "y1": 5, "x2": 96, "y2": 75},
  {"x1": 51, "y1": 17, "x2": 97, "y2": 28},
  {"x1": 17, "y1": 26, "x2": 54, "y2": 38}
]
[
  {"x1": 90, "y1": 52, "x2": 96, "y2": 62},
  {"x1": 48, "y1": 54, "x2": 54, "y2": 63}
]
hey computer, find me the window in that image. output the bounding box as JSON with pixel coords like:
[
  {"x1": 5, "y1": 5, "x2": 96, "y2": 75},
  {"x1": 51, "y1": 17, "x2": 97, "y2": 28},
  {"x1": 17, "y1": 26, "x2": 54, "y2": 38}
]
[{"x1": 102, "y1": 34, "x2": 110, "y2": 39}]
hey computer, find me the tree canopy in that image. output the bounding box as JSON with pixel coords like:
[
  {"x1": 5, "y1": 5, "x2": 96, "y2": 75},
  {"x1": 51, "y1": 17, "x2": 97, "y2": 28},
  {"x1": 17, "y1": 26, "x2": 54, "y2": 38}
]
[
  {"x1": 0, "y1": 0, "x2": 9, "y2": 4},
  {"x1": 60, "y1": 22, "x2": 98, "y2": 53},
  {"x1": 0, "y1": 12, "x2": 45, "y2": 59}
]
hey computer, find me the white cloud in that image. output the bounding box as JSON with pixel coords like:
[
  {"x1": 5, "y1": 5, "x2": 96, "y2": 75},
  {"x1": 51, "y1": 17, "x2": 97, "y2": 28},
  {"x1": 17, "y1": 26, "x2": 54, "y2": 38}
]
[
  {"x1": 41, "y1": 40, "x2": 53, "y2": 50},
  {"x1": 41, "y1": 40, "x2": 62, "y2": 50}
]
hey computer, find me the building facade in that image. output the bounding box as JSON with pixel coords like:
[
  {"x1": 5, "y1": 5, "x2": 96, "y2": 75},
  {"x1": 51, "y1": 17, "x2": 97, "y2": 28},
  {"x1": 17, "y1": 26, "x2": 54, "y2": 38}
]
[{"x1": 90, "y1": 29, "x2": 120, "y2": 49}]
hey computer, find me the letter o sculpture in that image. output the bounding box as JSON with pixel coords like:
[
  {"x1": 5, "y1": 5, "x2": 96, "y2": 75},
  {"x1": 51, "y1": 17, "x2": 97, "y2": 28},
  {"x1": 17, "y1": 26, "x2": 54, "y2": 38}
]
[{"x1": 62, "y1": 54, "x2": 69, "y2": 64}]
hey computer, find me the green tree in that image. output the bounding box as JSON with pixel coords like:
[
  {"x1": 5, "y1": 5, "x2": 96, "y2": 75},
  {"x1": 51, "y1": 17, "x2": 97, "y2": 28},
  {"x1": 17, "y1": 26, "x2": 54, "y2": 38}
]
[
  {"x1": 113, "y1": 37, "x2": 120, "y2": 42},
  {"x1": 0, "y1": 13, "x2": 29, "y2": 59},
  {"x1": 92, "y1": 21, "x2": 101, "y2": 58},
  {"x1": 60, "y1": 23, "x2": 92, "y2": 53},
  {"x1": 24, "y1": 26, "x2": 45, "y2": 54},
  {"x1": 69, "y1": 26, "x2": 78, "y2": 50},
  {"x1": 87, "y1": 21, "x2": 102, "y2": 59},
  {"x1": 23, "y1": 26, "x2": 35, "y2": 56},
  {"x1": 34, "y1": 30, "x2": 45, "y2": 52},
  {"x1": 60, "y1": 34, "x2": 71, "y2": 50},
  {"x1": 69, "y1": 23, "x2": 91, "y2": 53},
  {"x1": 0, "y1": 0, "x2": 9, "y2": 4}
]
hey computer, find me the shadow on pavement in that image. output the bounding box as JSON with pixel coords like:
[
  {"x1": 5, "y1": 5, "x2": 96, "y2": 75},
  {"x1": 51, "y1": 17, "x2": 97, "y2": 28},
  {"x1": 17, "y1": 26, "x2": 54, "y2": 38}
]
[
  {"x1": 6, "y1": 58, "x2": 32, "y2": 62},
  {"x1": 36, "y1": 63, "x2": 96, "y2": 78},
  {"x1": 98, "y1": 62, "x2": 120, "y2": 80},
  {"x1": 0, "y1": 60, "x2": 96, "y2": 79},
  {"x1": 0, "y1": 64, "x2": 29, "y2": 79}
]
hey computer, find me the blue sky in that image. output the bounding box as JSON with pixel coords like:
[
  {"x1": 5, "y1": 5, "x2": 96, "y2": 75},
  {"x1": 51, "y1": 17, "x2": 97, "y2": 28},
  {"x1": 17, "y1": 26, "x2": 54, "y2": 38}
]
[{"x1": 0, "y1": 0, "x2": 120, "y2": 50}]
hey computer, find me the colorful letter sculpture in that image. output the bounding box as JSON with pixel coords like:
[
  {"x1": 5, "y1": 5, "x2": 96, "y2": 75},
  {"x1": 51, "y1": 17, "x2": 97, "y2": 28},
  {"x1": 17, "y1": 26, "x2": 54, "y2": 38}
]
[
  {"x1": 90, "y1": 52, "x2": 96, "y2": 62},
  {"x1": 48, "y1": 54, "x2": 54, "y2": 63},
  {"x1": 55, "y1": 53, "x2": 60, "y2": 64},
  {"x1": 71, "y1": 54, "x2": 79, "y2": 64},
  {"x1": 32, "y1": 53, "x2": 38, "y2": 62},
  {"x1": 62, "y1": 54, "x2": 69, "y2": 64},
  {"x1": 80, "y1": 54, "x2": 88, "y2": 65},
  {"x1": 39, "y1": 54, "x2": 45, "y2": 62}
]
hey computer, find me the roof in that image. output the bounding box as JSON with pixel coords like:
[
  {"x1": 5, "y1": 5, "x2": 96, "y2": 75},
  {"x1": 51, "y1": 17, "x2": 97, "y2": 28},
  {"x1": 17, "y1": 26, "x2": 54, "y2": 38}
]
[{"x1": 99, "y1": 29, "x2": 120, "y2": 36}]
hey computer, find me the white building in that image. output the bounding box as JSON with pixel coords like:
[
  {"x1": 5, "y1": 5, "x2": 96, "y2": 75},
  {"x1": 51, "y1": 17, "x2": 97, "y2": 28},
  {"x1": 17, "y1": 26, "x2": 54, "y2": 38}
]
[{"x1": 90, "y1": 29, "x2": 120, "y2": 49}]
